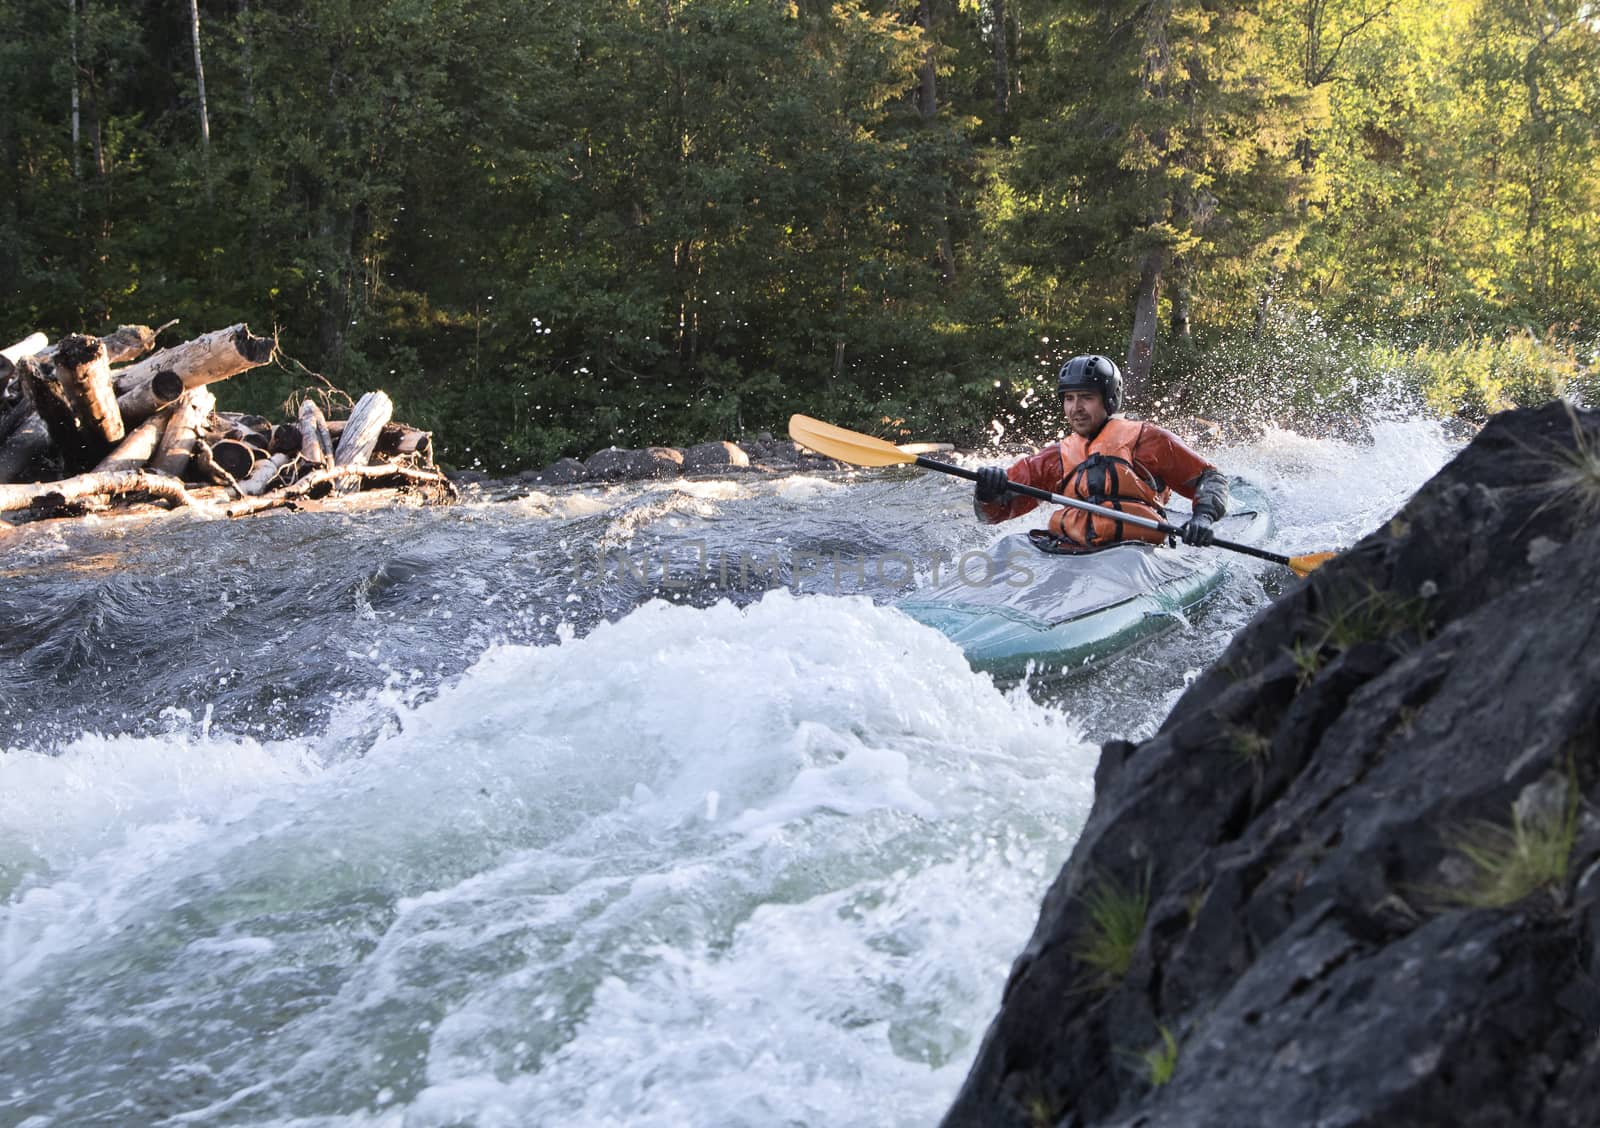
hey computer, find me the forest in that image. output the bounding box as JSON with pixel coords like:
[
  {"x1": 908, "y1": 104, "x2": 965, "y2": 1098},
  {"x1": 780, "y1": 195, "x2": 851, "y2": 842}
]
[{"x1": 2, "y1": 0, "x2": 1597, "y2": 469}]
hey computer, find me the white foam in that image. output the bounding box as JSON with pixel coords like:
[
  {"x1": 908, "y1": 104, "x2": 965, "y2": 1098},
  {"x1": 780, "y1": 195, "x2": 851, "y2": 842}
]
[{"x1": 1, "y1": 590, "x2": 1095, "y2": 1127}]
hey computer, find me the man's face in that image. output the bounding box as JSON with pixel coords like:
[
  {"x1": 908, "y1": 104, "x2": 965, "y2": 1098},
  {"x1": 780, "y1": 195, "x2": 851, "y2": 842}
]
[{"x1": 1062, "y1": 389, "x2": 1108, "y2": 437}]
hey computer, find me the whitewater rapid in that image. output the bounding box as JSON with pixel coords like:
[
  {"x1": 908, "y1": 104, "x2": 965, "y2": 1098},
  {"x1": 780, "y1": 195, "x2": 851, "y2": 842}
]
[{"x1": 0, "y1": 417, "x2": 1458, "y2": 1126}]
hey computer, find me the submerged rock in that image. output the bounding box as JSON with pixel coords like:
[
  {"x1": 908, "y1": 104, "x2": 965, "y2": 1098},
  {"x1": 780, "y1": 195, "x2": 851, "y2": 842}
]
[
  {"x1": 945, "y1": 400, "x2": 1600, "y2": 1128},
  {"x1": 522, "y1": 456, "x2": 588, "y2": 485}
]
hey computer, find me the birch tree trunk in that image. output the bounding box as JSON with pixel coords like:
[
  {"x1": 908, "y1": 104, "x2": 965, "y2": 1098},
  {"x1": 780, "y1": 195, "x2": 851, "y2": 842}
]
[
  {"x1": 1125, "y1": 247, "x2": 1166, "y2": 400},
  {"x1": 68, "y1": 0, "x2": 81, "y2": 181},
  {"x1": 916, "y1": 0, "x2": 957, "y2": 283},
  {"x1": 188, "y1": 0, "x2": 211, "y2": 150}
]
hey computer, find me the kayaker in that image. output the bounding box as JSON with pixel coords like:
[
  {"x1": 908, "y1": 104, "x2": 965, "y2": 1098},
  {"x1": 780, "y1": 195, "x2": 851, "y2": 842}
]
[{"x1": 973, "y1": 354, "x2": 1228, "y2": 551}]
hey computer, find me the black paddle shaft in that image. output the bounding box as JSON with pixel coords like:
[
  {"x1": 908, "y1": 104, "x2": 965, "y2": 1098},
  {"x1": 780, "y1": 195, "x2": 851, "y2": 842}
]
[{"x1": 914, "y1": 455, "x2": 1295, "y2": 568}]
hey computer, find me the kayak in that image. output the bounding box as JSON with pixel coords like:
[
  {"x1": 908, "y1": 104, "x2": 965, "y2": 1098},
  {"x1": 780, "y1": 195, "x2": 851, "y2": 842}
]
[{"x1": 896, "y1": 479, "x2": 1273, "y2": 677}]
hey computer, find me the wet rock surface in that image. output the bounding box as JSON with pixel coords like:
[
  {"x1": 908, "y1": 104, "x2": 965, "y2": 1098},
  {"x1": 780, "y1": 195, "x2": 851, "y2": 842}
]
[
  {"x1": 511, "y1": 433, "x2": 848, "y2": 485},
  {"x1": 944, "y1": 401, "x2": 1600, "y2": 1128}
]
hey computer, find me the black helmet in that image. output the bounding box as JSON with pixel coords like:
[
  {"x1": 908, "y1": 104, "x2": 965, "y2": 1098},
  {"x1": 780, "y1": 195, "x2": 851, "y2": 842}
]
[{"x1": 1057, "y1": 354, "x2": 1123, "y2": 415}]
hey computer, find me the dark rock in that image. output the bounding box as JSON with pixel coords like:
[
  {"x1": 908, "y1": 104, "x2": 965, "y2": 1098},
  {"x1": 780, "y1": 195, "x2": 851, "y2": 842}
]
[
  {"x1": 738, "y1": 438, "x2": 801, "y2": 464},
  {"x1": 796, "y1": 452, "x2": 848, "y2": 472},
  {"x1": 944, "y1": 401, "x2": 1600, "y2": 1128},
  {"x1": 584, "y1": 446, "x2": 684, "y2": 480},
  {"x1": 446, "y1": 469, "x2": 491, "y2": 486},
  {"x1": 682, "y1": 441, "x2": 751, "y2": 474},
  {"x1": 521, "y1": 457, "x2": 588, "y2": 485}
]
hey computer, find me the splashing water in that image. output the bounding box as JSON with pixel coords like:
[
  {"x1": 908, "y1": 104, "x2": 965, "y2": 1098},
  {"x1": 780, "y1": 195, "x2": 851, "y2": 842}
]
[{"x1": 0, "y1": 416, "x2": 1459, "y2": 1126}]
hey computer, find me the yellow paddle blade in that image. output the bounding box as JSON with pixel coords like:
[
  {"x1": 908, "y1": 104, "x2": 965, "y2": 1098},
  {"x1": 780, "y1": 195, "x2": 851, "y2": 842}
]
[
  {"x1": 1288, "y1": 551, "x2": 1338, "y2": 577},
  {"x1": 788, "y1": 415, "x2": 917, "y2": 468}
]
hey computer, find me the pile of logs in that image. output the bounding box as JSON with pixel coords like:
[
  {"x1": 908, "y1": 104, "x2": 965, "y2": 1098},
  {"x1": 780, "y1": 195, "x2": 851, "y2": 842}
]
[{"x1": 0, "y1": 324, "x2": 454, "y2": 525}]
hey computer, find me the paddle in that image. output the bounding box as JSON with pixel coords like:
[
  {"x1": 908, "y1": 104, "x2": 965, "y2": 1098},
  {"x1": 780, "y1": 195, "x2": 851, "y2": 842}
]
[{"x1": 789, "y1": 414, "x2": 1336, "y2": 578}]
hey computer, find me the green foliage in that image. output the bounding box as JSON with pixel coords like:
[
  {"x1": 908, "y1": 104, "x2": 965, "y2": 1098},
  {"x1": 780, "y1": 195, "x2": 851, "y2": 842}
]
[
  {"x1": 1531, "y1": 401, "x2": 1600, "y2": 521},
  {"x1": 1142, "y1": 1025, "x2": 1180, "y2": 1088},
  {"x1": 1071, "y1": 870, "x2": 1150, "y2": 989},
  {"x1": 1383, "y1": 334, "x2": 1585, "y2": 422},
  {"x1": 0, "y1": 0, "x2": 1596, "y2": 464},
  {"x1": 1228, "y1": 725, "x2": 1273, "y2": 767}
]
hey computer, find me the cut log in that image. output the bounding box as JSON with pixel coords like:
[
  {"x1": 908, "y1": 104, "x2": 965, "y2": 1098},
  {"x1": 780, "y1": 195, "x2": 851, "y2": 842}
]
[
  {"x1": 98, "y1": 324, "x2": 159, "y2": 364},
  {"x1": 55, "y1": 333, "x2": 126, "y2": 453},
  {"x1": 0, "y1": 468, "x2": 208, "y2": 515},
  {"x1": 268, "y1": 423, "x2": 304, "y2": 457},
  {"x1": 95, "y1": 410, "x2": 170, "y2": 474},
  {"x1": 0, "y1": 414, "x2": 51, "y2": 484},
  {"x1": 36, "y1": 324, "x2": 159, "y2": 366},
  {"x1": 148, "y1": 386, "x2": 216, "y2": 478},
  {"x1": 333, "y1": 390, "x2": 393, "y2": 495},
  {"x1": 297, "y1": 400, "x2": 335, "y2": 468},
  {"x1": 111, "y1": 323, "x2": 276, "y2": 397},
  {"x1": 2, "y1": 333, "x2": 47, "y2": 364},
  {"x1": 327, "y1": 420, "x2": 433, "y2": 463},
  {"x1": 210, "y1": 437, "x2": 258, "y2": 480},
  {"x1": 378, "y1": 424, "x2": 432, "y2": 462},
  {"x1": 236, "y1": 452, "x2": 293, "y2": 496},
  {"x1": 116, "y1": 368, "x2": 185, "y2": 429},
  {"x1": 0, "y1": 397, "x2": 32, "y2": 445},
  {"x1": 17, "y1": 355, "x2": 93, "y2": 467}
]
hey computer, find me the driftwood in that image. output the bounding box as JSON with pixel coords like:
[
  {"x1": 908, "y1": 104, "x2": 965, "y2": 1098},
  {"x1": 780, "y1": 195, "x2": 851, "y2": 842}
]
[
  {"x1": 0, "y1": 469, "x2": 208, "y2": 515},
  {"x1": 223, "y1": 462, "x2": 456, "y2": 517},
  {"x1": 148, "y1": 387, "x2": 216, "y2": 478},
  {"x1": 297, "y1": 400, "x2": 335, "y2": 467},
  {"x1": 33, "y1": 324, "x2": 160, "y2": 366},
  {"x1": 209, "y1": 438, "x2": 258, "y2": 480},
  {"x1": 112, "y1": 323, "x2": 276, "y2": 397},
  {"x1": 3, "y1": 321, "x2": 448, "y2": 526},
  {"x1": 237, "y1": 452, "x2": 293, "y2": 496},
  {"x1": 2, "y1": 333, "x2": 48, "y2": 365},
  {"x1": 116, "y1": 368, "x2": 185, "y2": 429},
  {"x1": 16, "y1": 356, "x2": 95, "y2": 468},
  {"x1": 324, "y1": 419, "x2": 433, "y2": 462},
  {"x1": 190, "y1": 440, "x2": 237, "y2": 488},
  {"x1": 333, "y1": 390, "x2": 392, "y2": 494},
  {"x1": 54, "y1": 334, "x2": 125, "y2": 455},
  {"x1": 0, "y1": 414, "x2": 51, "y2": 484},
  {"x1": 95, "y1": 410, "x2": 170, "y2": 474},
  {"x1": 0, "y1": 398, "x2": 33, "y2": 445},
  {"x1": 268, "y1": 423, "x2": 303, "y2": 456}
]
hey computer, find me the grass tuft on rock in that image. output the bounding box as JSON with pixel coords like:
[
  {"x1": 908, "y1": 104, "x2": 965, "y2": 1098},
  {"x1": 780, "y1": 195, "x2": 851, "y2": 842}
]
[
  {"x1": 1285, "y1": 583, "x2": 1434, "y2": 688},
  {"x1": 1532, "y1": 401, "x2": 1600, "y2": 522},
  {"x1": 1436, "y1": 786, "x2": 1579, "y2": 910},
  {"x1": 1072, "y1": 871, "x2": 1150, "y2": 988},
  {"x1": 1142, "y1": 1025, "x2": 1180, "y2": 1087}
]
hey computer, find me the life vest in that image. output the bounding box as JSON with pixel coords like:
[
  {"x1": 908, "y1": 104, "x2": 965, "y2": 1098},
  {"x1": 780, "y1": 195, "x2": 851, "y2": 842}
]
[{"x1": 1047, "y1": 417, "x2": 1170, "y2": 549}]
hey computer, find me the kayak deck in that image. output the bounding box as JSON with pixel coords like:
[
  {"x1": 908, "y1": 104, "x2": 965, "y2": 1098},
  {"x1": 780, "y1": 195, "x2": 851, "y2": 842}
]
[{"x1": 897, "y1": 480, "x2": 1272, "y2": 677}]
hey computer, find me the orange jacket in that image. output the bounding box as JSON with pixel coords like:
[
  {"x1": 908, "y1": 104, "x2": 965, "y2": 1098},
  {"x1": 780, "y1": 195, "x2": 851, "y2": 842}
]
[{"x1": 976, "y1": 419, "x2": 1219, "y2": 548}]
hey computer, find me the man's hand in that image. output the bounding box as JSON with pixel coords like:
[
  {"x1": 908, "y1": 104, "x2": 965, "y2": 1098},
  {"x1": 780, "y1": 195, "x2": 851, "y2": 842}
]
[
  {"x1": 974, "y1": 466, "x2": 1010, "y2": 504},
  {"x1": 1179, "y1": 513, "x2": 1216, "y2": 546}
]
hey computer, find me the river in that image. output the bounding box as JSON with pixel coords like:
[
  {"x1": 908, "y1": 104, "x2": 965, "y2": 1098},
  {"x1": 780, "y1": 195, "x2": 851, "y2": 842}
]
[{"x1": 0, "y1": 417, "x2": 1455, "y2": 1126}]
